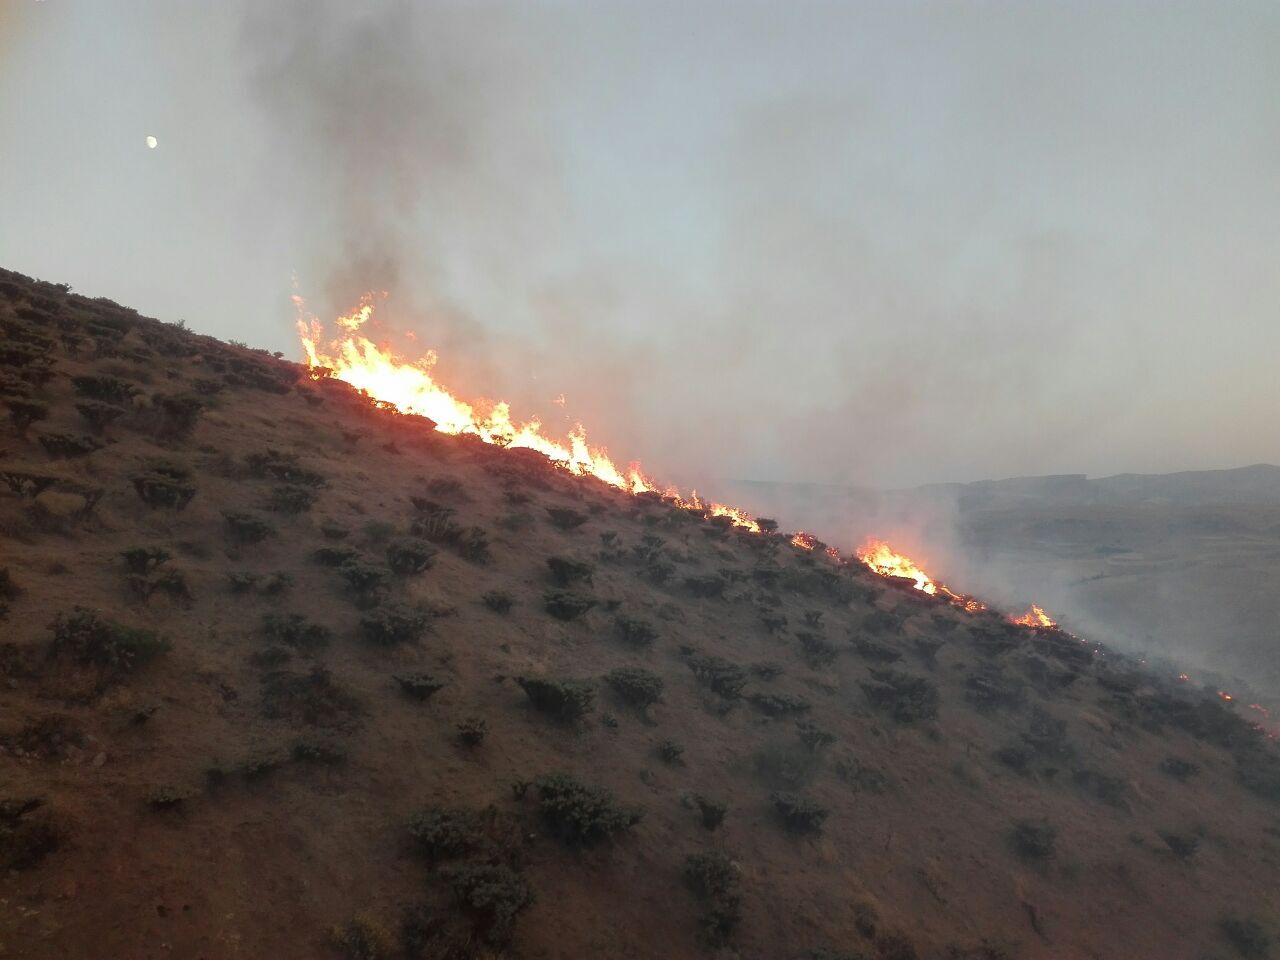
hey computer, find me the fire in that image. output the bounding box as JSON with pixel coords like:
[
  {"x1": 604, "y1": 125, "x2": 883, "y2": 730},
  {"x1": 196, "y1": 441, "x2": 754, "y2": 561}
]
[
  {"x1": 856, "y1": 538, "x2": 939, "y2": 595},
  {"x1": 791, "y1": 532, "x2": 819, "y2": 551},
  {"x1": 1010, "y1": 605, "x2": 1057, "y2": 629},
  {"x1": 295, "y1": 293, "x2": 761, "y2": 530}
]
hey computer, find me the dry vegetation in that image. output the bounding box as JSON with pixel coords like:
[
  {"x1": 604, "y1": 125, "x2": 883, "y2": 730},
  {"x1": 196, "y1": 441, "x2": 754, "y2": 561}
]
[{"x1": 0, "y1": 266, "x2": 1277, "y2": 959}]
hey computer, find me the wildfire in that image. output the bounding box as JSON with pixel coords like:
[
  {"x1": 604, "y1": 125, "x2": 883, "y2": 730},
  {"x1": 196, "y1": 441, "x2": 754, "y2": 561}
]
[
  {"x1": 295, "y1": 293, "x2": 761, "y2": 530},
  {"x1": 791, "y1": 532, "x2": 819, "y2": 551},
  {"x1": 856, "y1": 538, "x2": 940, "y2": 595},
  {"x1": 1010, "y1": 605, "x2": 1057, "y2": 629}
]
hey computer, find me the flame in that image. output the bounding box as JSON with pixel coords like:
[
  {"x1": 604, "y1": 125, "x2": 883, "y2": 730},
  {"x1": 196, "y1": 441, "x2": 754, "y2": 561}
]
[
  {"x1": 1010, "y1": 605, "x2": 1057, "y2": 629},
  {"x1": 791, "y1": 531, "x2": 819, "y2": 551},
  {"x1": 856, "y1": 538, "x2": 940, "y2": 595},
  {"x1": 296, "y1": 293, "x2": 761, "y2": 529}
]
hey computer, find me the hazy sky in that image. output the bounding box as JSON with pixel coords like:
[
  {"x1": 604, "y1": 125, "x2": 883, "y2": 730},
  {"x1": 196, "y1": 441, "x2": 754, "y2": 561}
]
[{"x1": 2, "y1": 1, "x2": 1277, "y2": 490}]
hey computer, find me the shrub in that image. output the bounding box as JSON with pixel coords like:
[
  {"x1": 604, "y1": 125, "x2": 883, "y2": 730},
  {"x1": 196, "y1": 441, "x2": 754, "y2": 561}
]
[
  {"x1": 685, "y1": 851, "x2": 741, "y2": 947},
  {"x1": 614, "y1": 614, "x2": 657, "y2": 647},
  {"x1": 546, "y1": 507, "x2": 588, "y2": 530},
  {"x1": 1010, "y1": 819, "x2": 1056, "y2": 861},
  {"x1": 148, "y1": 393, "x2": 205, "y2": 441},
  {"x1": 796, "y1": 718, "x2": 836, "y2": 751},
  {"x1": 860, "y1": 669, "x2": 940, "y2": 723},
  {"x1": 128, "y1": 568, "x2": 191, "y2": 603},
  {"x1": 260, "y1": 667, "x2": 361, "y2": 728},
  {"x1": 339, "y1": 559, "x2": 389, "y2": 601},
  {"x1": 517, "y1": 676, "x2": 595, "y2": 721},
  {"x1": 132, "y1": 470, "x2": 195, "y2": 510},
  {"x1": 71, "y1": 374, "x2": 137, "y2": 404},
  {"x1": 605, "y1": 667, "x2": 664, "y2": 708},
  {"x1": 266, "y1": 484, "x2": 317, "y2": 514},
  {"x1": 120, "y1": 547, "x2": 170, "y2": 574},
  {"x1": 50, "y1": 608, "x2": 169, "y2": 673},
  {"x1": 1159, "y1": 757, "x2": 1200, "y2": 781},
  {"x1": 222, "y1": 511, "x2": 274, "y2": 544},
  {"x1": 683, "y1": 574, "x2": 727, "y2": 599},
  {"x1": 544, "y1": 590, "x2": 596, "y2": 621},
  {"x1": 852, "y1": 636, "x2": 903, "y2": 663},
  {"x1": 0, "y1": 798, "x2": 60, "y2": 870},
  {"x1": 770, "y1": 791, "x2": 829, "y2": 834},
  {"x1": 796, "y1": 632, "x2": 839, "y2": 668},
  {"x1": 330, "y1": 914, "x2": 394, "y2": 960},
  {"x1": 482, "y1": 590, "x2": 515, "y2": 614},
  {"x1": 688, "y1": 653, "x2": 747, "y2": 699},
  {"x1": 146, "y1": 784, "x2": 192, "y2": 811},
  {"x1": 658, "y1": 739, "x2": 685, "y2": 764},
  {"x1": 1, "y1": 471, "x2": 57, "y2": 498},
  {"x1": 292, "y1": 739, "x2": 346, "y2": 765},
  {"x1": 1219, "y1": 915, "x2": 1271, "y2": 959},
  {"x1": 360, "y1": 605, "x2": 429, "y2": 646},
  {"x1": 456, "y1": 716, "x2": 488, "y2": 746},
  {"x1": 227, "y1": 572, "x2": 260, "y2": 593},
  {"x1": 440, "y1": 862, "x2": 533, "y2": 948},
  {"x1": 693, "y1": 794, "x2": 726, "y2": 830},
  {"x1": 313, "y1": 545, "x2": 359, "y2": 566},
  {"x1": 964, "y1": 670, "x2": 1026, "y2": 713},
  {"x1": 245, "y1": 449, "x2": 326, "y2": 487},
  {"x1": 407, "y1": 807, "x2": 482, "y2": 861},
  {"x1": 363, "y1": 519, "x2": 396, "y2": 544},
  {"x1": 1072, "y1": 768, "x2": 1128, "y2": 808},
  {"x1": 751, "y1": 661, "x2": 784, "y2": 680},
  {"x1": 1159, "y1": 831, "x2": 1199, "y2": 860},
  {"x1": 249, "y1": 646, "x2": 292, "y2": 669},
  {"x1": 394, "y1": 672, "x2": 446, "y2": 701},
  {"x1": 262, "y1": 572, "x2": 292, "y2": 595},
  {"x1": 386, "y1": 538, "x2": 437, "y2": 575},
  {"x1": 748, "y1": 691, "x2": 811, "y2": 717},
  {"x1": 454, "y1": 526, "x2": 490, "y2": 564},
  {"x1": 75, "y1": 400, "x2": 126, "y2": 435},
  {"x1": 533, "y1": 773, "x2": 642, "y2": 846},
  {"x1": 261, "y1": 612, "x2": 331, "y2": 651},
  {"x1": 37, "y1": 432, "x2": 100, "y2": 458},
  {"x1": 6, "y1": 398, "x2": 48, "y2": 436}
]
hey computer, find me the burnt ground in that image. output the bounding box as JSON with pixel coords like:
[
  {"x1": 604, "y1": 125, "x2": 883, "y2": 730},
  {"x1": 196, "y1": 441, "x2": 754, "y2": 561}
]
[{"x1": 0, "y1": 266, "x2": 1277, "y2": 960}]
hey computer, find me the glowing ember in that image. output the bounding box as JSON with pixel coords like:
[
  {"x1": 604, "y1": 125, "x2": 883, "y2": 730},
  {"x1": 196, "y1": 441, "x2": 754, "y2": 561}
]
[
  {"x1": 791, "y1": 532, "x2": 820, "y2": 551},
  {"x1": 856, "y1": 539, "x2": 939, "y2": 595},
  {"x1": 295, "y1": 293, "x2": 760, "y2": 530},
  {"x1": 1010, "y1": 605, "x2": 1057, "y2": 629},
  {"x1": 1219, "y1": 691, "x2": 1234, "y2": 702}
]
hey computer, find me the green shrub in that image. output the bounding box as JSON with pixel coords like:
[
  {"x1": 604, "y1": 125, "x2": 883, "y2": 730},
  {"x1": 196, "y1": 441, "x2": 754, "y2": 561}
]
[
  {"x1": 128, "y1": 568, "x2": 191, "y2": 603},
  {"x1": 260, "y1": 667, "x2": 361, "y2": 728},
  {"x1": 964, "y1": 670, "x2": 1026, "y2": 713},
  {"x1": 748, "y1": 691, "x2": 811, "y2": 717},
  {"x1": 222, "y1": 511, "x2": 274, "y2": 544},
  {"x1": 547, "y1": 555, "x2": 593, "y2": 586},
  {"x1": 245, "y1": 449, "x2": 326, "y2": 487},
  {"x1": 1219, "y1": 915, "x2": 1271, "y2": 959},
  {"x1": 1010, "y1": 819, "x2": 1056, "y2": 861},
  {"x1": 75, "y1": 400, "x2": 126, "y2": 435},
  {"x1": 683, "y1": 574, "x2": 728, "y2": 599},
  {"x1": 360, "y1": 605, "x2": 429, "y2": 646},
  {"x1": 1, "y1": 471, "x2": 57, "y2": 498},
  {"x1": 546, "y1": 507, "x2": 588, "y2": 530},
  {"x1": 605, "y1": 667, "x2": 664, "y2": 708},
  {"x1": 684, "y1": 851, "x2": 741, "y2": 947},
  {"x1": 145, "y1": 784, "x2": 192, "y2": 811},
  {"x1": 330, "y1": 914, "x2": 394, "y2": 960},
  {"x1": 852, "y1": 636, "x2": 903, "y2": 663},
  {"x1": 1159, "y1": 831, "x2": 1199, "y2": 860},
  {"x1": 482, "y1": 590, "x2": 515, "y2": 614},
  {"x1": 1159, "y1": 756, "x2": 1200, "y2": 781},
  {"x1": 227, "y1": 572, "x2": 260, "y2": 593},
  {"x1": 120, "y1": 547, "x2": 170, "y2": 574},
  {"x1": 439, "y1": 862, "x2": 533, "y2": 948},
  {"x1": 693, "y1": 794, "x2": 726, "y2": 830},
  {"x1": 517, "y1": 676, "x2": 595, "y2": 721},
  {"x1": 533, "y1": 773, "x2": 642, "y2": 846},
  {"x1": 658, "y1": 739, "x2": 685, "y2": 765},
  {"x1": 50, "y1": 608, "x2": 170, "y2": 673},
  {"x1": 614, "y1": 614, "x2": 657, "y2": 647},
  {"x1": 407, "y1": 807, "x2": 482, "y2": 861},
  {"x1": 340, "y1": 559, "x2": 389, "y2": 601},
  {"x1": 261, "y1": 612, "x2": 331, "y2": 651},
  {"x1": 1072, "y1": 768, "x2": 1128, "y2": 808},
  {"x1": 132, "y1": 470, "x2": 195, "y2": 510},
  {"x1": 796, "y1": 718, "x2": 836, "y2": 751},
  {"x1": 796, "y1": 631, "x2": 838, "y2": 668},
  {"x1": 266, "y1": 484, "x2": 317, "y2": 514},
  {"x1": 688, "y1": 653, "x2": 747, "y2": 699},
  {"x1": 71, "y1": 373, "x2": 137, "y2": 404},
  {"x1": 386, "y1": 537, "x2": 437, "y2": 575},
  {"x1": 770, "y1": 791, "x2": 829, "y2": 834},
  {"x1": 456, "y1": 716, "x2": 488, "y2": 746},
  {"x1": 37, "y1": 432, "x2": 100, "y2": 458},
  {"x1": 394, "y1": 672, "x2": 446, "y2": 701},
  {"x1": 544, "y1": 590, "x2": 596, "y2": 621},
  {"x1": 860, "y1": 669, "x2": 939, "y2": 723},
  {"x1": 262, "y1": 572, "x2": 292, "y2": 595}
]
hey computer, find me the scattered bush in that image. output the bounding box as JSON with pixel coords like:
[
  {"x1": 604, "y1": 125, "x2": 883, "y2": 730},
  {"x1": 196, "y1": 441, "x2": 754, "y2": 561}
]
[
  {"x1": 683, "y1": 574, "x2": 728, "y2": 599},
  {"x1": 852, "y1": 636, "x2": 903, "y2": 663},
  {"x1": 132, "y1": 467, "x2": 196, "y2": 510},
  {"x1": 395, "y1": 672, "x2": 446, "y2": 701},
  {"x1": 261, "y1": 612, "x2": 331, "y2": 651},
  {"x1": 37, "y1": 432, "x2": 100, "y2": 459},
  {"x1": 546, "y1": 507, "x2": 588, "y2": 530},
  {"x1": 517, "y1": 676, "x2": 595, "y2": 721},
  {"x1": 227, "y1": 572, "x2": 260, "y2": 593},
  {"x1": 456, "y1": 716, "x2": 488, "y2": 746},
  {"x1": 245, "y1": 449, "x2": 326, "y2": 488},
  {"x1": 693, "y1": 794, "x2": 726, "y2": 830},
  {"x1": 266, "y1": 484, "x2": 317, "y2": 514},
  {"x1": 658, "y1": 739, "x2": 685, "y2": 765},
  {"x1": 1072, "y1": 768, "x2": 1128, "y2": 808},
  {"x1": 685, "y1": 851, "x2": 742, "y2": 947},
  {"x1": 796, "y1": 718, "x2": 836, "y2": 751},
  {"x1": 148, "y1": 393, "x2": 205, "y2": 441},
  {"x1": 1159, "y1": 756, "x2": 1200, "y2": 781},
  {"x1": 614, "y1": 614, "x2": 657, "y2": 647},
  {"x1": 5, "y1": 397, "x2": 47, "y2": 436},
  {"x1": 260, "y1": 667, "x2": 361, "y2": 728},
  {"x1": 748, "y1": 691, "x2": 811, "y2": 717},
  {"x1": 1159, "y1": 831, "x2": 1199, "y2": 861},
  {"x1": 1219, "y1": 915, "x2": 1271, "y2": 959},
  {"x1": 860, "y1": 669, "x2": 940, "y2": 723},
  {"x1": 50, "y1": 608, "x2": 169, "y2": 673},
  {"x1": 605, "y1": 667, "x2": 664, "y2": 709},
  {"x1": 440, "y1": 862, "x2": 533, "y2": 948},
  {"x1": 770, "y1": 791, "x2": 829, "y2": 834},
  {"x1": 222, "y1": 511, "x2": 274, "y2": 544},
  {"x1": 533, "y1": 773, "x2": 642, "y2": 846},
  {"x1": 339, "y1": 559, "x2": 389, "y2": 602},
  {"x1": 408, "y1": 807, "x2": 483, "y2": 861},
  {"x1": 120, "y1": 546, "x2": 170, "y2": 574},
  {"x1": 313, "y1": 545, "x2": 359, "y2": 566},
  {"x1": 482, "y1": 590, "x2": 515, "y2": 614},
  {"x1": 544, "y1": 590, "x2": 596, "y2": 621},
  {"x1": 128, "y1": 568, "x2": 191, "y2": 603},
  {"x1": 547, "y1": 555, "x2": 594, "y2": 586},
  {"x1": 688, "y1": 653, "x2": 748, "y2": 699},
  {"x1": 965, "y1": 670, "x2": 1026, "y2": 713},
  {"x1": 262, "y1": 572, "x2": 292, "y2": 595},
  {"x1": 796, "y1": 632, "x2": 839, "y2": 668},
  {"x1": 330, "y1": 914, "x2": 394, "y2": 960},
  {"x1": 71, "y1": 373, "x2": 137, "y2": 404},
  {"x1": 75, "y1": 400, "x2": 126, "y2": 434},
  {"x1": 359, "y1": 605, "x2": 429, "y2": 646},
  {"x1": 1010, "y1": 819, "x2": 1056, "y2": 861},
  {"x1": 2, "y1": 715, "x2": 84, "y2": 760},
  {"x1": 386, "y1": 537, "x2": 437, "y2": 575},
  {"x1": 146, "y1": 784, "x2": 192, "y2": 811},
  {"x1": 0, "y1": 798, "x2": 60, "y2": 870},
  {"x1": 1, "y1": 471, "x2": 57, "y2": 498}
]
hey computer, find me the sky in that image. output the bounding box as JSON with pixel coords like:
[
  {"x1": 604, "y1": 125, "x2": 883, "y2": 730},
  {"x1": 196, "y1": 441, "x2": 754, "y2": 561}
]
[{"x1": 1, "y1": 1, "x2": 1277, "y2": 490}]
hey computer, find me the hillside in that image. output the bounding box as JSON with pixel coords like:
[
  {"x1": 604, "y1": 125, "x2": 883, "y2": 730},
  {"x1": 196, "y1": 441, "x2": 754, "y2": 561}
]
[{"x1": 1, "y1": 266, "x2": 1278, "y2": 960}]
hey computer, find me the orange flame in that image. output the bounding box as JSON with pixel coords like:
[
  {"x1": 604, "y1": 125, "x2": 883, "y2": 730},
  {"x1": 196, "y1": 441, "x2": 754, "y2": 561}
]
[
  {"x1": 296, "y1": 293, "x2": 760, "y2": 531},
  {"x1": 1010, "y1": 605, "x2": 1057, "y2": 629},
  {"x1": 856, "y1": 538, "x2": 940, "y2": 595},
  {"x1": 791, "y1": 532, "x2": 819, "y2": 551}
]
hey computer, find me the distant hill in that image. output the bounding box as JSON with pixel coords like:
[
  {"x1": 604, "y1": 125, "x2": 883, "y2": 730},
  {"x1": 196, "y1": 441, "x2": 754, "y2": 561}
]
[{"x1": 1, "y1": 267, "x2": 1277, "y2": 959}]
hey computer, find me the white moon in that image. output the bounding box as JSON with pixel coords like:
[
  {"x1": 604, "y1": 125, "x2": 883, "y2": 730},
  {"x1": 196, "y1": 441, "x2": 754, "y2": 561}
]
[{"x1": 145, "y1": 136, "x2": 158, "y2": 149}]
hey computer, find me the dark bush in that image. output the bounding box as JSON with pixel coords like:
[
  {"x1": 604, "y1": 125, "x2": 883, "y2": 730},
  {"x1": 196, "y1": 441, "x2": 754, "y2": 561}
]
[
  {"x1": 994, "y1": 744, "x2": 1034, "y2": 773},
  {"x1": 245, "y1": 449, "x2": 326, "y2": 487},
  {"x1": 249, "y1": 646, "x2": 292, "y2": 669},
  {"x1": 74, "y1": 401, "x2": 125, "y2": 435},
  {"x1": 120, "y1": 546, "x2": 170, "y2": 574},
  {"x1": 313, "y1": 545, "x2": 359, "y2": 567},
  {"x1": 128, "y1": 569, "x2": 191, "y2": 603},
  {"x1": 1072, "y1": 768, "x2": 1128, "y2": 808},
  {"x1": 964, "y1": 670, "x2": 1026, "y2": 713},
  {"x1": 148, "y1": 393, "x2": 205, "y2": 441},
  {"x1": 544, "y1": 590, "x2": 596, "y2": 621},
  {"x1": 132, "y1": 470, "x2": 195, "y2": 510},
  {"x1": 261, "y1": 612, "x2": 331, "y2": 651},
  {"x1": 395, "y1": 672, "x2": 446, "y2": 701},
  {"x1": 770, "y1": 791, "x2": 828, "y2": 834},
  {"x1": 1236, "y1": 750, "x2": 1280, "y2": 802},
  {"x1": 748, "y1": 691, "x2": 812, "y2": 717},
  {"x1": 267, "y1": 484, "x2": 317, "y2": 514},
  {"x1": 0, "y1": 798, "x2": 60, "y2": 870},
  {"x1": 223, "y1": 511, "x2": 274, "y2": 544},
  {"x1": 547, "y1": 555, "x2": 594, "y2": 586},
  {"x1": 386, "y1": 538, "x2": 437, "y2": 575},
  {"x1": 533, "y1": 773, "x2": 642, "y2": 846},
  {"x1": 1159, "y1": 756, "x2": 1200, "y2": 781},
  {"x1": 227, "y1": 572, "x2": 260, "y2": 593},
  {"x1": 482, "y1": 590, "x2": 515, "y2": 614},
  {"x1": 330, "y1": 914, "x2": 393, "y2": 960},
  {"x1": 1159, "y1": 831, "x2": 1199, "y2": 861},
  {"x1": 796, "y1": 632, "x2": 839, "y2": 668},
  {"x1": 1010, "y1": 819, "x2": 1056, "y2": 861},
  {"x1": 262, "y1": 572, "x2": 292, "y2": 595},
  {"x1": 860, "y1": 669, "x2": 940, "y2": 723},
  {"x1": 50, "y1": 608, "x2": 169, "y2": 673},
  {"x1": 260, "y1": 667, "x2": 361, "y2": 728},
  {"x1": 752, "y1": 661, "x2": 784, "y2": 680},
  {"x1": 71, "y1": 374, "x2": 137, "y2": 404},
  {"x1": 359, "y1": 605, "x2": 429, "y2": 646},
  {"x1": 658, "y1": 739, "x2": 685, "y2": 764},
  {"x1": 694, "y1": 795, "x2": 726, "y2": 830},
  {"x1": 1219, "y1": 915, "x2": 1271, "y2": 959},
  {"x1": 407, "y1": 807, "x2": 483, "y2": 861},
  {"x1": 37, "y1": 432, "x2": 100, "y2": 459},
  {"x1": 605, "y1": 667, "x2": 664, "y2": 708},
  {"x1": 291, "y1": 739, "x2": 346, "y2": 765},
  {"x1": 685, "y1": 851, "x2": 742, "y2": 947},
  {"x1": 546, "y1": 507, "x2": 588, "y2": 530},
  {"x1": 440, "y1": 862, "x2": 533, "y2": 948},
  {"x1": 1021, "y1": 707, "x2": 1074, "y2": 759},
  {"x1": 456, "y1": 716, "x2": 488, "y2": 746},
  {"x1": 517, "y1": 676, "x2": 595, "y2": 721},
  {"x1": 1, "y1": 471, "x2": 57, "y2": 498},
  {"x1": 614, "y1": 614, "x2": 657, "y2": 647},
  {"x1": 454, "y1": 526, "x2": 491, "y2": 564},
  {"x1": 688, "y1": 653, "x2": 747, "y2": 699},
  {"x1": 683, "y1": 574, "x2": 728, "y2": 599},
  {"x1": 339, "y1": 559, "x2": 389, "y2": 602},
  {"x1": 796, "y1": 718, "x2": 836, "y2": 751},
  {"x1": 851, "y1": 636, "x2": 903, "y2": 663},
  {"x1": 3, "y1": 397, "x2": 46, "y2": 437}
]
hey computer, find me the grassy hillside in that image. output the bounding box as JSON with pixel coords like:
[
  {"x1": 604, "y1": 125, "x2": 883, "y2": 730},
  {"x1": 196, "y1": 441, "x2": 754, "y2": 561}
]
[{"x1": 1, "y1": 266, "x2": 1277, "y2": 960}]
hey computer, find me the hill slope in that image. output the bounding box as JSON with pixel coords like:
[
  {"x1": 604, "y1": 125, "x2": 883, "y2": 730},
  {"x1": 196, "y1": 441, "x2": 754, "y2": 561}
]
[{"x1": 1, "y1": 267, "x2": 1277, "y2": 960}]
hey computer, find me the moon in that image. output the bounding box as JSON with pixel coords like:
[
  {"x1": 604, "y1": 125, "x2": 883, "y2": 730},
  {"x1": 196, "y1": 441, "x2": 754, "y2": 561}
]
[{"x1": 145, "y1": 135, "x2": 158, "y2": 149}]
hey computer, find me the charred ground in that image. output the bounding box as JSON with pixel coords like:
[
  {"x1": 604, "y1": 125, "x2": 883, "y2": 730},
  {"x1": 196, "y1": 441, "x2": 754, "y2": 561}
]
[{"x1": 0, "y1": 267, "x2": 1277, "y2": 960}]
